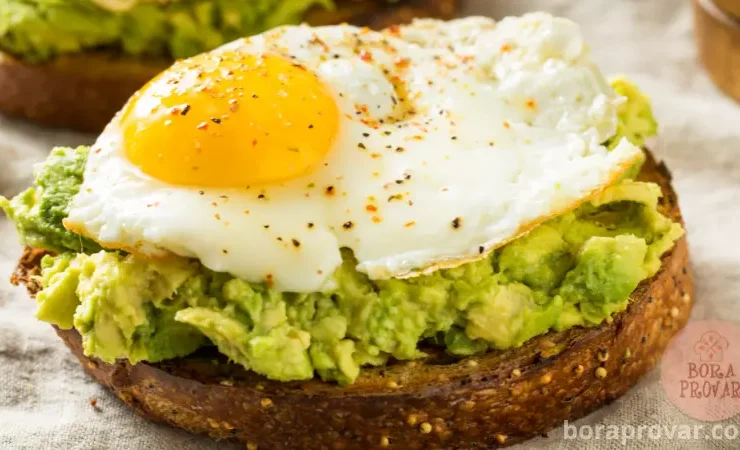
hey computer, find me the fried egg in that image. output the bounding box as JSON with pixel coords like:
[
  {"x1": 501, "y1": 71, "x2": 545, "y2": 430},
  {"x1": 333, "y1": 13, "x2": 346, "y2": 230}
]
[{"x1": 65, "y1": 14, "x2": 642, "y2": 293}]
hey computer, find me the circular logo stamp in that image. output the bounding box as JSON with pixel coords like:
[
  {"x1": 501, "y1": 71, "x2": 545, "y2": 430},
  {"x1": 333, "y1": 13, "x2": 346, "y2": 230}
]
[{"x1": 661, "y1": 320, "x2": 740, "y2": 421}]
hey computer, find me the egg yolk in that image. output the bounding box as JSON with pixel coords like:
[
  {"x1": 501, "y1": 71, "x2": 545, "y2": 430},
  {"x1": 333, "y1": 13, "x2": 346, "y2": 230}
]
[{"x1": 121, "y1": 50, "x2": 339, "y2": 187}]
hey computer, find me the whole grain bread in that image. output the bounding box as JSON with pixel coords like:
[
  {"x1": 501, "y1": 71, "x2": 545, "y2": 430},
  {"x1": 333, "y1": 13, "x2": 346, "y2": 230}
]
[
  {"x1": 0, "y1": 0, "x2": 458, "y2": 132},
  {"x1": 11, "y1": 152, "x2": 693, "y2": 449}
]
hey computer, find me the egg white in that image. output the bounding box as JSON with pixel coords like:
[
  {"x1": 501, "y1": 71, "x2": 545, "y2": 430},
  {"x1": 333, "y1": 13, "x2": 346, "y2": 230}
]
[{"x1": 65, "y1": 14, "x2": 643, "y2": 293}]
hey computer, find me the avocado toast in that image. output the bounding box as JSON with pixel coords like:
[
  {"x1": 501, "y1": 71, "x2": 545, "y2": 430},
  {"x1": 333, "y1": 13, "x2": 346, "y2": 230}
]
[
  {"x1": 1, "y1": 15, "x2": 692, "y2": 448},
  {"x1": 9, "y1": 152, "x2": 692, "y2": 449},
  {"x1": 0, "y1": 0, "x2": 457, "y2": 131}
]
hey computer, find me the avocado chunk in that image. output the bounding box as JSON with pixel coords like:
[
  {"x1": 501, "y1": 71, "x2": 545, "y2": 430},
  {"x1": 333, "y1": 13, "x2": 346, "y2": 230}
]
[
  {"x1": 37, "y1": 250, "x2": 206, "y2": 363},
  {"x1": 0, "y1": 147, "x2": 101, "y2": 254},
  {"x1": 558, "y1": 235, "x2": 648, "y2": 325},
  {"x1": 498, "y1": 224, "x2": 573, "y2": 293}
]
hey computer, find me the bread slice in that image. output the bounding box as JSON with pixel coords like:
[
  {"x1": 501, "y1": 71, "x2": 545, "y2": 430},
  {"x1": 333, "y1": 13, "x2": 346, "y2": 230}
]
[
  {"x1": 11, "y1": 151, "x2": 692, "y2": 449},
  {"x1": 0, "y1": 0, "x2": 458, "y2": 132}
]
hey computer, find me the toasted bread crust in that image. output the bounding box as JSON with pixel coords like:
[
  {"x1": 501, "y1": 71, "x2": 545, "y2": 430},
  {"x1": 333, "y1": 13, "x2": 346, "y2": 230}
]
[
  {"x1": 0, "y1": 0, "x2": 458, "y2": 132},
  {"x1": 12, "y1": 152, "x2": 693, "y2": 449}
]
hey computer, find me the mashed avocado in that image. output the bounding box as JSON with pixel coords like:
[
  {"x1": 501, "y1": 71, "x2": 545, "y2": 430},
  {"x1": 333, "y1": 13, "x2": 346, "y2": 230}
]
[
  {"x1": 1, "y1": 80, "x2": 682, "y2": 385},
  {"x1": 0, "y1": 0, "x2": 332, "y2": 62}
]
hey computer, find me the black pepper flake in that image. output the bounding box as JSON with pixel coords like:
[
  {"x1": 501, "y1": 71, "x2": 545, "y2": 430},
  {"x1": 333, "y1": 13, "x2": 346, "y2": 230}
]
[
  {"x1": 263, "y1": 225, "x2": 270, "y2": 229},
  {"x1": 292, "y1": 239, "x2": 301, "y2": 248},
  {"x1": 343, "y1": 221, "x2": 354, "y2": 230},
  {"x1": 362, "y1": 132, "x2": 370, "y2": 137},
  {"x1": 383, "y1": 131, "x2": 392, "y2": 136},
  {"x1": 277, "y1": 237, "x2": 283, "y2": 242},
  {"x1": 198, "y1": 190, "x2": 205, "y2": 196},
  {"x1": 258, "y1": 194, "x2": 266, "y2": 199},
  {"x1": 478, "y1": 246, "x2": 485, "y2": 254},
  {"x1": 211, "y1": 117, "x2": 222, "y2": 125},
  {"x1": 325, "y1": 186, "x2": 335, "y2": 196},
  {"x1": 252, "y1": 94, "x2": 259, "y2": 99},
  {"x1": 451, "y1": 136, "x2": 458, "y2": 140},
  {"x1": 308, "y1": 124, "x2": 314, "y2": 129},
  {"x1": 358, "y1": 143, "x2": 366, "y2": 149},
  {"x1": 307, "y1": 222, "x2": 315, "y2": 229},
  {"x1": 451, "y1": 217, "x2": 462, "y2": 229},
  {"x1": 181, "y1": 104, "x2": 191, "y2": 116},
  {"x1": 395, "y1": 146, "x2": 405, "y2": 153},
  {"x1": 222, "y1": 249, "x2": 229, "y2": 254}
]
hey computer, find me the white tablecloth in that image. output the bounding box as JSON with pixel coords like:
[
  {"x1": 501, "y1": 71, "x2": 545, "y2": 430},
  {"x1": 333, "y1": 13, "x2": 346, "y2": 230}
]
[{"x1": 1, "y1": 0, "x2": 739, "y2": 448}]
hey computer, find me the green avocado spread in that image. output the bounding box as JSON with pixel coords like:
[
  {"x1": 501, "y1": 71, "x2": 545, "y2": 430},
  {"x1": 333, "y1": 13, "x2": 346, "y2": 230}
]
[
  {"x1": 0, "y1": 0, "x2": 333, "y2": 62},
  {"x1": 1, "y1": 80, "x2": 681, "y2": 385}
]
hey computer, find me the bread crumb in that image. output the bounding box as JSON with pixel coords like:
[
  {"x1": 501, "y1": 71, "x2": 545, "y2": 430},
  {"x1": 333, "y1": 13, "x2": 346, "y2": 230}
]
[{"x1": 420, "y1": 422, "x2": 432, "y2": 434}]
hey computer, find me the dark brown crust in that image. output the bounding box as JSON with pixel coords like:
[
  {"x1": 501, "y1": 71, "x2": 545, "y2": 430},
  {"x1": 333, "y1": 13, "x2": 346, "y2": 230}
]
[
  {"x1": 12, "y1": 152, "x2": 693, "y2": 449},
  {"x1": 0, "y1": 0, "x2": 458, "y2": 132}
]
